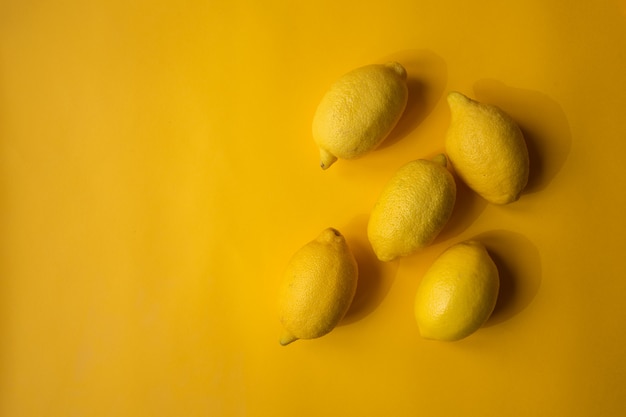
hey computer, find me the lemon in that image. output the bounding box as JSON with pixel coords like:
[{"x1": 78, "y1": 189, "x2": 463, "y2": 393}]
[
  {"x1": 445, "y1": 91, "x2": 529, "y2": 204},
  {"x1": 312, "y1": 62, "x2": 409, "y2": 169},
  {"x1": 414, "y1": 240, "x2": 499, "y2": 341},
  {"x1": 367, "y1": 154, "x2": 456, "y2": 262},
  {"x1": 278, "y1": 228, "x2": 358, "y2": 345}
]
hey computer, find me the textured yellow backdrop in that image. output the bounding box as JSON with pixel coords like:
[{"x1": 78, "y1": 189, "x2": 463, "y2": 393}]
[{"x1": 1, "y1": 0, "x2": 626, "y2": 416}]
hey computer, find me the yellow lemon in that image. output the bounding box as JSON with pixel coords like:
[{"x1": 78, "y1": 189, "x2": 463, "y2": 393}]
[
  {"x1": 445, "y1": 91, "x2": 529, "y2": 204},
  {"x1": 278, "y1": 228, "x2": 358, "y2": 346},
  {"x1": 312, "y1": 62, "x2": 409, "y2": 169},
  {"x1": 367, "y1": 154, "x2": 456, "y2": 262},
  {"x1": 414, "y1": 240, "x2": 499, "y2": 341}
]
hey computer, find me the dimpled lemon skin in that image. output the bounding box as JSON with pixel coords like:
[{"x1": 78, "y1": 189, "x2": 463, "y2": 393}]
[
  {"x1": 367, "y1": 155, "x2": 456, "y2": 262},
  {"x1": 445, "y1": 91, "x2": 529, "y2": 204},
  {"x1": 278, "y1": 228, "x2": 358, "y2": 346},
  {"x1": 414, "y1": 241, "x2": 499, "y2": 341},
  {"x1": 312, "y1": 62, "x2": 408, "y2": 169}
]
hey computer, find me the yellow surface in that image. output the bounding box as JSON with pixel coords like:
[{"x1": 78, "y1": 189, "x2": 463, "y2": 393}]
[{"x1": 1, "y1": 1, "x2": 626, "y2": 416}]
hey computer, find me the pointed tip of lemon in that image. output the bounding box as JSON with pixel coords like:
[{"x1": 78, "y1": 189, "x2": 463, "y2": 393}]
[
  {"x1": 447, "y1": 91, "x2": 471, "y2": 108},
  {"x1": 416, "y1": 327, "x2": 434, "y2": 341},
  {"x1": 385, "y1": 62, "x2": 407, "y2": 80},
  {"x1": 279, "y1": 332, "x2": 299, "y2": 346},
  {"x1": 378, "y1": 254, "x2": 395, "y2": 262},
  {"x1": 319, "y1": 148, "x2": 338, "y2": 170},
  {"x1": 432, "y1": 153, "x2": 448, "y2": 168},
  {"x1": 488, "y1": 190, "x2": 523, "y2": 205},
  {"x1": 416, "y1": 322, "x2": 466, "y2": 342},
  {"x1": 321, "y1": 227, "x2": 342, "y2": 238},
  {"x1": 373, "y1": 248, "x2": 398, "y2": 262}
]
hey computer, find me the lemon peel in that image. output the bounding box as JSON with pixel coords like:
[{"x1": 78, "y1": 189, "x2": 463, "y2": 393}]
[
  {"x1": 312, "y1": 62, "x2": 408, "y2": 169},
  {"x1": 414, "y1": 240, "x2": 499, "y2": 341},
  {"x1": 278, "y1": 228, "x2": 358, "y2": 345},
  {"x1": 367, "y1": 154, "x2": 456, "y2": 262},
  {"x1": 445, "y1": 91, "x2": 529, "y2": 204}
]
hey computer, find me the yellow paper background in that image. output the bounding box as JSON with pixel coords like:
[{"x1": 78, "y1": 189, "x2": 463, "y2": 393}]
[{"x1": 1, "y1": 1, "x2": 626, "y2": 416}]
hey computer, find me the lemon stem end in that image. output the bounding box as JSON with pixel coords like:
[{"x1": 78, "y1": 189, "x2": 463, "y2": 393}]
[
  {"x1": 447, "y1": 91, "x2": 471, "y2": 109},
  {"x1": 385, "y1": 62, "x2": 407, "y2": 80},
  {"x1": 279, "y1": 332, "x2": 298, "y2": 346},
  {"x1": 432, "y1": 153, "x2": 448, "y2": 168},
  {"x1": 319, "y1": 148, "x2": 338, "y2": 170}
]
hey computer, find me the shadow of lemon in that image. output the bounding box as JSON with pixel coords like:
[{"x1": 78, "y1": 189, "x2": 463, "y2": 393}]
[
  {"x1": 433, "y1": 168, "x2": 488, "y2": 246},
  {"x1": 470, "y1": 230, "x2": 543, "y2": 327},
  {"x1": 375, "y1": 49, "x2": 448, "y2": 150},
  {"x1": 473, "y1": 80, "x2": 572, "y2": 196},
  {"x1": 338, "y1": 213, "x2": 399, "y2": 325}
]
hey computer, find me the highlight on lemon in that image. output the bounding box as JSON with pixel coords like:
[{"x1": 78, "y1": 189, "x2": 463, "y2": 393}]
[{"x1": 414, "y1": 240, "x2": 499, "y2": 341}]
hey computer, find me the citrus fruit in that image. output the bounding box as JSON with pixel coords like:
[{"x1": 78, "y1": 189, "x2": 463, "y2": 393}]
[
  {"x1": 367, "y1": 154, "x2": 456, "y2": 262},
  {"x1": 414, "y1": 240, "x2": 499, "y2": 341},
  {"x1": 445, "y1": 91, "x2": 529, "y2": 204},
  {"x1": 278, "y1": 228, "x2": 358, "y2": 345},
  {"x1": 312, "y1": 62, "x2": 408, "y2": 169}
]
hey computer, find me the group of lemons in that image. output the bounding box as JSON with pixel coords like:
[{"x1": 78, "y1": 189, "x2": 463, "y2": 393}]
[{"x1": 278, "y1": 61, "x2": 529, "y2": 346}]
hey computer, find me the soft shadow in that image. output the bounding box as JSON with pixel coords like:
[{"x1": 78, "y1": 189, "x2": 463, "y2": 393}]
[
  {"x1": 338, "y1": 214, "x2": 399, "y2": 325},
  {"x1": 470, "y1": 230, "x2": 543, "y2": 327},
  {"x1": 473, "y1": 80, "x2": 572, "y2": 196},
  {"x1": 434, "y1": 170, "x2": 488, "y2": 245},
  {"x1": 375, "y1": 49, "x2": 448, "y2": 149}
]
